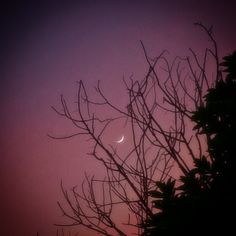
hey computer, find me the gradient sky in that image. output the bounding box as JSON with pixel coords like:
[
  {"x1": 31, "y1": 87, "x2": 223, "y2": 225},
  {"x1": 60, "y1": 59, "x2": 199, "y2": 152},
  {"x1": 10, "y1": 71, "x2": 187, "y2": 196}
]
[{"x1": 1, "y1": 1, "x2": 236, "y2": 235}]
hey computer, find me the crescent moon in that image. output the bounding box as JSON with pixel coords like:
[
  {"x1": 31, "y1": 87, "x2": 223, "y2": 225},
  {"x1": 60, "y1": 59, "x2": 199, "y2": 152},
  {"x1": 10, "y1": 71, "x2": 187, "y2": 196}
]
[{"x1": 116, "y1": 135, "x2": 125, "y2": 144}]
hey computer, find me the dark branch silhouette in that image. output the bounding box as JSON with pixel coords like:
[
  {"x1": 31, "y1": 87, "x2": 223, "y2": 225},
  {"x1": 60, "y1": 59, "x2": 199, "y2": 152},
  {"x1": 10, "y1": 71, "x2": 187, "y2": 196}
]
[
  {"x1": 50, "y1": 23, "x2": 224, "y2": 235},
  {"x1": 144, "y1": 42, "x2": 236, "y2": 235}
]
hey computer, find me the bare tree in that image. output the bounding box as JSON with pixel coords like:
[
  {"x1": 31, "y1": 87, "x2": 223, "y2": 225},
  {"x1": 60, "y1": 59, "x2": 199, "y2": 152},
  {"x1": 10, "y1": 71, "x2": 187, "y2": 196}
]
[{"x1": 50, "y1": 23, "x2": 220, "y2": 235}]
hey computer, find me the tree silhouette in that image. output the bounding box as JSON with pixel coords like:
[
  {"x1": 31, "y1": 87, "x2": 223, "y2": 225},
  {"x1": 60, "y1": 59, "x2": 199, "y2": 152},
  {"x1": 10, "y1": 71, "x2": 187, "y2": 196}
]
[
  {"x1": 144, "y1": 51, "x2": 236, "y2": 235},
  {"x1": 50, "y1": 23, "x2": 229, "y2": 235}
]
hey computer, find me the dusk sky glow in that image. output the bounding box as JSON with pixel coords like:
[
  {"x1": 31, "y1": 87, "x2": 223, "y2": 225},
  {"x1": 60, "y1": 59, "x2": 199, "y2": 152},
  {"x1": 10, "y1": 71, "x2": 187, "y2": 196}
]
[{"x1": 1, "y1": 1, "x2": 236, "y2": 235}]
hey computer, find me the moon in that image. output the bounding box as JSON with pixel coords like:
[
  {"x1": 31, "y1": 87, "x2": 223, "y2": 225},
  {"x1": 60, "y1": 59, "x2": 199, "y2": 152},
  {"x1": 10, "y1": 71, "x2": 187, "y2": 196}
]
[{"x1": 116, "y1": 135, "x2": 125, "y2": 144}]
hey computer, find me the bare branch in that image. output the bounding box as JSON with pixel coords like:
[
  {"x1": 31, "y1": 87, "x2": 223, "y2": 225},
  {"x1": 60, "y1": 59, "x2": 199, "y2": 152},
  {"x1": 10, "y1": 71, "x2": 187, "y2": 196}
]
[{"x1": 51, "y1": 23, "x2": 220, "y2": 235}]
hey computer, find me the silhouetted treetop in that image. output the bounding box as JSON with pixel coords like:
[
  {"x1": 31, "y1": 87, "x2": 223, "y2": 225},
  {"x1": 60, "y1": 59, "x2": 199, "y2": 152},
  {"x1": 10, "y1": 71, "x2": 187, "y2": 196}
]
[
  {"x1": 221, "y1": 50, "x2": 236, "y2": 81},
  {"x1": 52, "y1": 20, "x2": 235, "y2": 235},
  {"x1": 144, "y1": 51, "x2": 236, "y2": 235}
]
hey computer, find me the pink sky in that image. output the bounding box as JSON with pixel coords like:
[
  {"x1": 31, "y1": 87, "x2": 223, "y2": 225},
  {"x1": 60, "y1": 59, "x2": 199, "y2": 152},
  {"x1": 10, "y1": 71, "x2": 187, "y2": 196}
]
[{"x1": 1, "y1": 1, "x2": 236, "y2": 235}]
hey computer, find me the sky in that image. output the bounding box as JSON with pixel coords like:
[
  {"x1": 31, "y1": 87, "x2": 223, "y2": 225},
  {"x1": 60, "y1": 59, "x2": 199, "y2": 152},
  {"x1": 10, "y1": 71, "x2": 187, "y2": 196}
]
[{"x1": 1, "y1": 0, "x2": 236, "y2": 235}]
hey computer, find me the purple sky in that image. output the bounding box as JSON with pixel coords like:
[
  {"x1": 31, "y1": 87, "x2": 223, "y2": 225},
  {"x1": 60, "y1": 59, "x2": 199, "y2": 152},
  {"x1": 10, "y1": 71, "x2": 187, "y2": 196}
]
[{"x1": 1, "y1": 1, "x2": 236, "y2": 235}]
